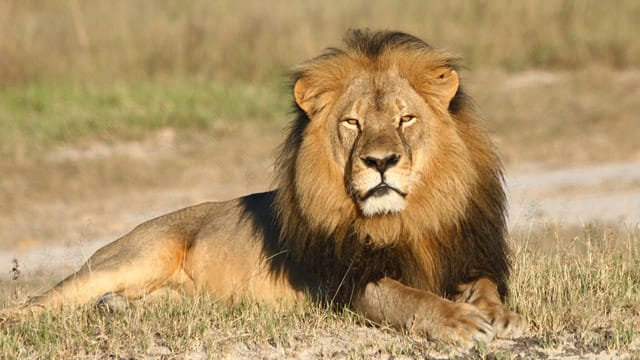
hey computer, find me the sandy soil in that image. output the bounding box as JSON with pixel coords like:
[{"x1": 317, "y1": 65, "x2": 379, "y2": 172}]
[{"x1": 508, "y1": 160, "x2": 640, "y2": 227}]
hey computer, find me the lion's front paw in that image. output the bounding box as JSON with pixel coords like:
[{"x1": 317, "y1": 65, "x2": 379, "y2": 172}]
[
  {"x1": 411, "y1": 301, "x2": 496, "y2": 348},
  {"x1": 483, "y1": 305, "x2": 528, "y2": 339}
]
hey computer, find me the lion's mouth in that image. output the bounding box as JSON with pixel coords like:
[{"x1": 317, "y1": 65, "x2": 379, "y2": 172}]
[{"x1": 360, "y1": 183, "x2": 407, "y2": 200}]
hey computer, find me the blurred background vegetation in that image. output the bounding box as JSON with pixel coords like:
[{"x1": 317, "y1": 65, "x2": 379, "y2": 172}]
[
  {"x1": 1, "y1": 0, "x2": 639, "y2": 158},
  {"x1": 3, "y1": 0, "x2": 639, "y2": 84}
]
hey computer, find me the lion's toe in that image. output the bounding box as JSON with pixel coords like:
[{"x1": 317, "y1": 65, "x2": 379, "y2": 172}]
[
  {"x1": 491, "y1": 308, "x2": 528, "y2": 339},
  {"x1": 95, "y1": 292, "x2": 130, "y2": 314},
  {"x1": 418, "y1": 302, "x2": 496, "y2": 348}
]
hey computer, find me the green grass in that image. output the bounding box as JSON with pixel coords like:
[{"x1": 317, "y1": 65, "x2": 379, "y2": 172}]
[{"x1": 0, "y1": 81, "x2": 290, "y2": 158}]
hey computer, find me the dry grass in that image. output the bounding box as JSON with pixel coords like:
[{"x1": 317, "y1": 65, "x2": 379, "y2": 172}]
[
  {"x1": 0, "y1": 296, "x2": 355, "y2": 359},
  {"x1": 510, "y1": 223, "x2": 640, "y2": 349},
  {"x1": 2, "y1": 225, "x2": 639, "y2": 358},
  {"x1": 1, "y1": 0, "x2": 639, "y2": 85}
]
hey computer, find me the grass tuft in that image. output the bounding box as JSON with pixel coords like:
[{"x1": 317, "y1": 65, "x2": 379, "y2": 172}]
[{"x1": 509, "y1": 223, "x2": 640, "y2": 350}]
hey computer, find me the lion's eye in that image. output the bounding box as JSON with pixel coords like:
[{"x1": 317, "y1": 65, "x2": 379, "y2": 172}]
[
  {"x1": 341, "y1": 118, "x2": 360, "y2": 129},
  {"x1": 400, "y1": 115, "x2": 416, "y2": 127}
]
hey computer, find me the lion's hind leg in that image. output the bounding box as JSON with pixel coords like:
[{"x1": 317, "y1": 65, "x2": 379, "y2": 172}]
[
  {"x1": 455, "y1": 277, "x2": 528, "y2": 339},
  {"x1": 26, "y1": 229, "x2": 194, "y2": 312}
]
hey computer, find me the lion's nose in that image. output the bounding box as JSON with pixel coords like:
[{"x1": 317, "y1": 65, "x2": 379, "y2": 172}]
[{"x1": 361, "y1": 154, "x2": 401, "y2": 173}]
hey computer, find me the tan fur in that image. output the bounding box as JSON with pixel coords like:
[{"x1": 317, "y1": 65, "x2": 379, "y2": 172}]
[{"x1": 2, "y1": 30, "x2": 526, "y2": 347}]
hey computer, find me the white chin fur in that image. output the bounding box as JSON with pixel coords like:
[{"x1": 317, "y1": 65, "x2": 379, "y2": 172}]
[{"x1": 359, "y1": 192, "x2": 406, "y2": 217}]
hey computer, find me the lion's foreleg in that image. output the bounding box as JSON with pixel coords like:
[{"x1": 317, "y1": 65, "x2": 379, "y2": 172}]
[
  {"x1": 354, "y1": 277, "x2": 495, "y2": 347},
  {"x1": 454, "y1": 277, "x2": 527, "y2": 339}
]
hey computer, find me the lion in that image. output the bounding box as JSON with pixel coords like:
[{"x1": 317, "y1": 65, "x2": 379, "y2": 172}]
[{"x1": 4, "y1": 30, "x2": 526, "y2": 346}]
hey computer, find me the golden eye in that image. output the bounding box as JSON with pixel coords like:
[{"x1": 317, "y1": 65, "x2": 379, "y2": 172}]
[
  {"x1": 400, "y1": 115, "x2": 416, "y2": 126},
  {"x1": 341, "y1": 118, "x2": 360, "y2": 129}
]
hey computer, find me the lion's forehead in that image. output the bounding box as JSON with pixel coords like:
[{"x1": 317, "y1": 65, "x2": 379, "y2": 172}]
[{"x1": 340, "y1": 73, "x2": 425, "y2": 122}]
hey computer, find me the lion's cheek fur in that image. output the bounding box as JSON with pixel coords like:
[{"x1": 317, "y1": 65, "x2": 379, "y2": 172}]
[
  {"x1": 294, "y1": 127, "x2": 357, "y2": 234},
  {"x1": 421, "y1": 121, "x2": 477, "y2": 221}
]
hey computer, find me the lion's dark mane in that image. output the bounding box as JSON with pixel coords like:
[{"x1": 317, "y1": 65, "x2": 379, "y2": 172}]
[{"x1": 239, "y1": 30, "x2": 509, "y2": 307}]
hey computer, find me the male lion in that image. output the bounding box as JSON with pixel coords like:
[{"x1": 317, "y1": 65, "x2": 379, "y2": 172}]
[{"x1": 5, "y1": 30, "x2": 526, "y2": 346}]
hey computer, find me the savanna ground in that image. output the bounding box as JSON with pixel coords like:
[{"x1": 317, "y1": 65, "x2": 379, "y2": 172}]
[{"x1": 1, "y1": 1, "x2": 640, "y2": 358}]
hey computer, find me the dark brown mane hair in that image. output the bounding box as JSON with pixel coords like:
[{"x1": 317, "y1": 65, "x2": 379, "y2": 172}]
[{"x1": 271, "y1": 29, "x2": 509, "y2": 305}]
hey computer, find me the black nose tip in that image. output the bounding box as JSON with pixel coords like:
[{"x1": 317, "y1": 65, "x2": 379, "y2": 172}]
[{"x1": 361, "y1": 154, "x2": 401, "y2": 173}]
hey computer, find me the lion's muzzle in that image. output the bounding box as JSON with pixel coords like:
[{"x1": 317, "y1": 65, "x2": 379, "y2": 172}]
[
  {"x1": 351, "y1": 147, "x2": 412, "y2": 217},
  {"x1": 361, "y1": 182, "x2": 407, "y2": 201}
]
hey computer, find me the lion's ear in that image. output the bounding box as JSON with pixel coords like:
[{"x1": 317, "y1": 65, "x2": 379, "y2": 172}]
[
  {"x1": 294, "y1": 76, "x2": 314, "y2": 115},
  {"x1": 436, "y1": 68, "x2": 459, "y2": 108}
]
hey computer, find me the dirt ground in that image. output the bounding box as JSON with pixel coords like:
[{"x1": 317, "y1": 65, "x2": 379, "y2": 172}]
[{"x1": 1, "y1": 70, "x2": 639, "y2": 358}]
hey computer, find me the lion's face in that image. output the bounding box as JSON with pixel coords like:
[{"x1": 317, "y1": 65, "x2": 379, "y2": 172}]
[
  {"x1": 294, "y1": 66, "x2": 460, "y2": 219},
  {"x1": 331, "y1": 73, "x2": 429, "y2": 216}
]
